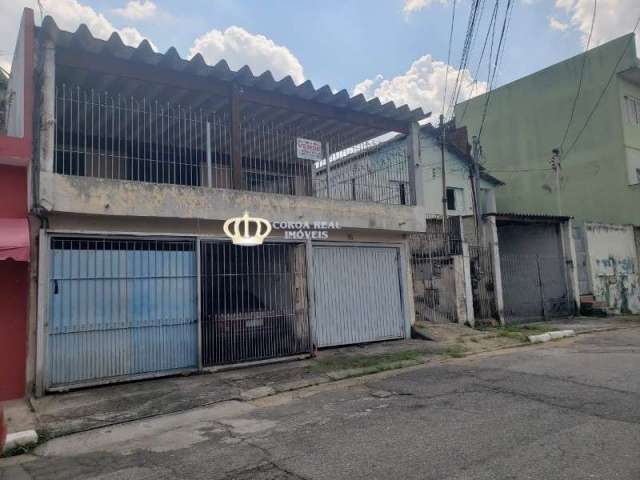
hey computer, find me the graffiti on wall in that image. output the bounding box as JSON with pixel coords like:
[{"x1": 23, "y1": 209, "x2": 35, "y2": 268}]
[{"x1": 586, "y1": 223, "x2": 640, "y2": 314}]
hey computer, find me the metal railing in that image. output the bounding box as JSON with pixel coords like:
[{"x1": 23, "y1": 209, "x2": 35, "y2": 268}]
[{"x1": 53, "y1": 84, "x2": 412, "y2": 205}]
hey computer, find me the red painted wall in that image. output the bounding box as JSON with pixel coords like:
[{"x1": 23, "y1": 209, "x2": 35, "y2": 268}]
[
  {"x1": 0, "y1": 165, "x2": 28, "y2": 218},
  {"x1": 0, "y1": 165, "x2": 29, "y2": 400},
  {"x1": 0, "y1": 8, "x2": 34, "y2": 401},
  {"x1": 0, "y1": 261, "x2": 28, "y2": 400}
]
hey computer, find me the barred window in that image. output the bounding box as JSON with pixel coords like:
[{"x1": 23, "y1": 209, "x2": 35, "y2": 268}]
[{"x1": 624, "y1": 95, "x2": 640, "y2": 125}]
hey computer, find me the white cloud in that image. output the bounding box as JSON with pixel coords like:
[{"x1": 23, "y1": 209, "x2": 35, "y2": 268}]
[
  {"x1": 554, "y1": 0, "x2": 640, "y2": 50},
  {"x1": 189, "y1": 26, "x2": 304, "y2": 84},
  {"x1": 549, "y1": 16, "x2": 569, "y2": 32},
  {"x1": 112, "y1": 0, "x2": 157, "y2": 21},
  {"x1": 403, "y1": 0, "x2": 448, "y2": 15},
  {"x1": 40, "y1": 0, "x2": 155, "y2": 49},
  {"x1": 0, "y1": 0, "x2": 155, "y2": 74},
  {"x1": 353, "y1": 54, "x2": 487, "y2": 122}
]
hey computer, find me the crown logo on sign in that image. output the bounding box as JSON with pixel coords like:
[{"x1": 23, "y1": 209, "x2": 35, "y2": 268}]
[{"x1": 223, "y1": 212, "x2": 272, "y2": 246}]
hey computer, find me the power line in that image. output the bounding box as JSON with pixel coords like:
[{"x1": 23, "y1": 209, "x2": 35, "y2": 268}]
[
  {"x1": 446, "y1": 0, "x2": 486, "y2": 118},
  {"x1": 558, "y1": 0, "x2": 597, "y2": 153},
  {"x1": 457, "y1": 0, "x2": 500, "y2": 124},
  {"x1": 477, "y1": 0, "x2": 515, "y2": 142},
  {"x1": 561, "y1": 14, "x2": 640, "y2": 161},
  {"x1": 442, "y1": 0, "x2": 458, "y2": 118}
]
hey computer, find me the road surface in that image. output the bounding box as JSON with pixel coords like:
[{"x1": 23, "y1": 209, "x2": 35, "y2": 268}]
[{"x1": 3, "y1": 327, "x2": 640, "y2": 480}]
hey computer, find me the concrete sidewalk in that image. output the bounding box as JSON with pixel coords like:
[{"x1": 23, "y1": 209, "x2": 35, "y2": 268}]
[{"x1": 9, "y1": 315, "x2": 640, "y2": 445}]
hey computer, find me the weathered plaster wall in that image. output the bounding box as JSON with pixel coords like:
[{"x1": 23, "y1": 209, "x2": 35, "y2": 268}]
[
  {"x1": 455, "y1": 34, "x2": 640, "y2": 225},
  {"x1": 40, "y1": 172, "x2": 427, "y2": 233},
  {"x1": 585, "y1": 222, "x2": 640, "y2": 313},
  {"x1": 422, "y1": 137, "x2": 496, "y2": 217}
]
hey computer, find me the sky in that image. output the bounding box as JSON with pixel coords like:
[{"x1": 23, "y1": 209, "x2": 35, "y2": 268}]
[{"x1": 1, "y1": 0, "x2": 639, "y2": 123}]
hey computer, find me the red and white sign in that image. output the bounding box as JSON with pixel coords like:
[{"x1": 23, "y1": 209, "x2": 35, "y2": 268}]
[{"x1": 296, "y1": 137, "x2": 322, "y2": 161}]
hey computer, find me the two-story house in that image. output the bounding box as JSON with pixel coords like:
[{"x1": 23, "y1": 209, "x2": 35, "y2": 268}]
[{"x1": 6, "y1": 10, "x2": 434, "y2": 396}]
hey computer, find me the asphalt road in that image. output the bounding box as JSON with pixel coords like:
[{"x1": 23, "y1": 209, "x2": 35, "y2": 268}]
[{"x1": 3, "y1": 327, "x2": 640, "y2": 480}]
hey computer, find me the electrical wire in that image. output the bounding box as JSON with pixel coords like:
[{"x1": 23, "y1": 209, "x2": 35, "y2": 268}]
[
  {"x1": 442, "y1": 0, "x2": 458, "y2": 118},
  {"x1": 561, "y1": 14, "x2": 640, "y2": 161},
  {"x1": 477, "y1": 0, "x2": 515, "y2": 142},
  {"x1": 558, "y1": 0, "x2": 597, "y2": 154},
  {"x1": 457, "y1": 0, "x2": 500, "y2": 124},
  {"x1": 446, "y1": 0, "x2": 486, "y2": 118}
]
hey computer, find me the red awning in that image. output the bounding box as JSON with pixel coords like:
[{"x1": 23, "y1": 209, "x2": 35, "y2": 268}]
[{"x1": 0, "y1": 218, "x2": 30, "y2": 262}]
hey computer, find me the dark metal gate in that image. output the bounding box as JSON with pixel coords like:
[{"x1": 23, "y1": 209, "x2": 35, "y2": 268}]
[
  {"x1": 469, "y1": 245, "x2": 497, "y2": 322},
  {"x1": 200, "y1": 241, "x2": 310, "y2": 366},
  {"x1": 500, "y1": 253, "x2": 572, "y2": 322}
]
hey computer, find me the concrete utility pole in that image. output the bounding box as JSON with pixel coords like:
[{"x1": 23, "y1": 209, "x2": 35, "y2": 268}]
[
  {"x1": 439, "y1": 114, "x2": 448, "y2": 231},
  {"x1": 551, "y1": 148, "x2": 562, "y2": 216},
  {"x1": 471, "y1": 136, "x2": 483, "y2": 245}
]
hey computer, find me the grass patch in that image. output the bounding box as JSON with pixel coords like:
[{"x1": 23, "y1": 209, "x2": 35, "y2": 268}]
[
  {"x1": 308, "y1": 350, "x2": 424, "y2": 374},
  {"x1": 488, "y1": 324, "x2": 556, "y2": 342},
  {"x1": 445, "y1": 343, "x2": 467, "y2": 358}
]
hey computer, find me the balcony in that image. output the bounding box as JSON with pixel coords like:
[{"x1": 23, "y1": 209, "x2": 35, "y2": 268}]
[{"x1": 37, "y1": 18, "x2": 429, "y2": 231}]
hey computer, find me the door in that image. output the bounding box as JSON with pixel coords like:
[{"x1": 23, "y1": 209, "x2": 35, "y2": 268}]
[
  {"x1": 312, "y1": 245, "x2": 405, "y2": 347},
  {"x1": 47, "y1": 237, "x2": 198, "y2": 389}
]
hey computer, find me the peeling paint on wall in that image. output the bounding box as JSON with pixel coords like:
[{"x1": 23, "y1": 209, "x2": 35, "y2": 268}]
[{"x1": 585, "y1": 223, "x2": 640, "y2": 314}]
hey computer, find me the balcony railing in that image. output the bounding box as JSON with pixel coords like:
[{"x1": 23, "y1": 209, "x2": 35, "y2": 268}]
[{"x1": 53, "y1": 84, "x2": 413, "y2": 206}]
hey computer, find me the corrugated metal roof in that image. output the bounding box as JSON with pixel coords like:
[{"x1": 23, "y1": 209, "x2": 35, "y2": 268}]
[{"x1": 37, "y1": 16, "x2": 429, "y2": 125}]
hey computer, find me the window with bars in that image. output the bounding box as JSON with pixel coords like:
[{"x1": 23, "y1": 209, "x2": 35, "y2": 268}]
[{"x1": 623, "y1": 95, "x2": 640, "y2": 126}]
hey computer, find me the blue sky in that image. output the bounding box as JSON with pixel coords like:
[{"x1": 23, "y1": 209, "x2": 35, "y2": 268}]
[
  {"x1": 1, "y1": 0, "x2": 638, "y2": 117},
  {"x1": 90, "y1": 0, "x2": 584, "y2": 90}
]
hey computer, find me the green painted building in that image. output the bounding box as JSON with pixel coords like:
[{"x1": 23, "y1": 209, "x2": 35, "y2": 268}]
[{"x1": 454, "y1": 34, "x2": 640, "y2": 226}]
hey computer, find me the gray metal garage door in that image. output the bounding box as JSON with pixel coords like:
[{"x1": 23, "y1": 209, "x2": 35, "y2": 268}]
[{"x1": 312, "y1": 245, "x2": 405, "y2": 347}]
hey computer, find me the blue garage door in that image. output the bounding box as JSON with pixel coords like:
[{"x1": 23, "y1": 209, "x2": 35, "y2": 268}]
[{"x1": 47, "y1": 237, "x2": 198, "y2": 389}]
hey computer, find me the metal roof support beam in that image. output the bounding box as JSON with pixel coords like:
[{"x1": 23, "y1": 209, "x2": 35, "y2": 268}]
[
  {"x1": 230, "y1": 83, "x2": 242, "y2": 189},
  {"x1": 54, "y1": 48, "x2": 412, "y2": 135}
]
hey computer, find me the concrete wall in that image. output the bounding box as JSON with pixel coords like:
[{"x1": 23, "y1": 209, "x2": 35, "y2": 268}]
[
  {"x1": 584, "y1": 222, "x2": 640, "y2": 313},
  {"x1": 455, "y1": 34, "x2": 640, "y2": 225},
  {"x1": 39, "y1": 171, "x2": 427, "y2": 234},
  {"x1": 421, "y1": 137, "x2": 496, "y2": 217},
  {"x1": 5, "y1": 15, "x2": 26, "y2": 138}
]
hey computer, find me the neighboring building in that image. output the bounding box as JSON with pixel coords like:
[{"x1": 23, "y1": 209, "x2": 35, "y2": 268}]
[
  {"x1": 455, "y1": 34, "x2": 640, "y2": 315},
  {"x1": 316, "y1": 124, "x2": 503, "y2": 221},
  {"x1": 319, "y1": 124, "x2": 505, "y2": 325},
  {"x1": 17, "y1": 10, "x2": 433, "y2": 396},
  {"x1": 0, "y1": 9, "x2": 33, "y2": 401},
  {"x1": 454, "y1": 34, "x2": 640, "y2": 226}
]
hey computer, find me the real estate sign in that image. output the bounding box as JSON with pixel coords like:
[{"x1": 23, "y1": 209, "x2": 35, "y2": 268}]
[{"x1": 296, "y1": 137, "x2": 322, "y2": 161}]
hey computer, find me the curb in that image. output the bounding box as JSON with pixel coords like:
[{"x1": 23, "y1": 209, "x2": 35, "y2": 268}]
[
  {"x1": 2, "y1": 430, "x2": 38, "y2": 455},
  {"x1": 528, "y1": 330, "x2": 575, "y2": 343}
]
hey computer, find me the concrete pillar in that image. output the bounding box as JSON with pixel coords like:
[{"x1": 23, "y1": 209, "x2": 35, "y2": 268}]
[
  {"x1": 34, "y1": 229, "x2": 49, "y2": 397},
  {"x1": 562, "y1": 218, "x2": 581, "y2": 314},
  {"x1": 461, "y1": 242, "x2": 475, "y2": 327},
  {"x1": 407, "y1": 122, "x2": 426, "y2": 207},
  {"x1": 39, "y1": 40, "x2": 55, "y2": 173},
  {"x1": 487, "y1": 216, "x2": 505, "y2": 325}
]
